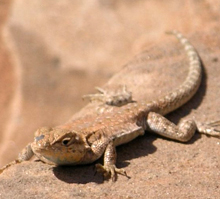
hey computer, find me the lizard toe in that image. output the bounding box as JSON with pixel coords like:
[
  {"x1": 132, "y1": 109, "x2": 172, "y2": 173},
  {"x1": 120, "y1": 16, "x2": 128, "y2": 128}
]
[
  {"x1": 95, "y1": 163, "x2": 129, "y2": 182},
  {"x1": 197, "y1": 121, "x2": 220, "y2": 138}
]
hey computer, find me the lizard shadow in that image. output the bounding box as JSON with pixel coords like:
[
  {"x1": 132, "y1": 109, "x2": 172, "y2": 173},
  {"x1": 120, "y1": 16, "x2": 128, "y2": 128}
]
[
  {"x1": 53, "y1": 164, "x2": 104, "y2": 184},
  {"x1": 52, "y1": 134, "x2": 157, "y2": 184},
  {"x1": 116, "y1": 134, "x2": 157, "y2": 166}
]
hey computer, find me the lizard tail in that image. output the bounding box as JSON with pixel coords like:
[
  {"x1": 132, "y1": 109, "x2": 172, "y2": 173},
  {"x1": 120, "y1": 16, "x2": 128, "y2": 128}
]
[{"x1": 156, "y1": 31, "x2": 202, "y2": 115}]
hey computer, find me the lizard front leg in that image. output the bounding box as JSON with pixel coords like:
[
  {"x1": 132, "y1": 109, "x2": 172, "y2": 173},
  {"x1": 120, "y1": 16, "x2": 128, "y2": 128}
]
[
  {"x1": 146, "y1": 112, "x2": 220, "y2": 142},
  {"x1": 95, "y1": 141, "x2": 128, "y2": 181},
  {"x1": 0, "y1": 143, "x2": 34, "y2": 174}
]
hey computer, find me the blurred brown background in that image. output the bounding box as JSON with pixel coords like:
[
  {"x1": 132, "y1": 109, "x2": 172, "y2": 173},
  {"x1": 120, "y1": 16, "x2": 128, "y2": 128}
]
[{"x1": 0, "y1": 0, "x2": 220, "y2": 198}]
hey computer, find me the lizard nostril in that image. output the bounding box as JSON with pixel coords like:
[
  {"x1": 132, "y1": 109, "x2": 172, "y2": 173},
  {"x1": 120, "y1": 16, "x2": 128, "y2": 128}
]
[{"x1": 35, "y1": 134, "x2": 45, "y2": 142}]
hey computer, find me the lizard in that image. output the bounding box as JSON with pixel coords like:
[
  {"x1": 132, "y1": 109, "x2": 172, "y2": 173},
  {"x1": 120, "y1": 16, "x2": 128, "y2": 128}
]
[{"x1": 0, "y1": 31, "x2": 219, "y2": 181}]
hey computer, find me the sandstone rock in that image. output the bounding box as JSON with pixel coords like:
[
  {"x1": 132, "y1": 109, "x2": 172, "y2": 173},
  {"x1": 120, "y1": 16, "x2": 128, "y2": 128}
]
[{"x1": 0, "y1": 0, "x2": 220, "y2": 198}]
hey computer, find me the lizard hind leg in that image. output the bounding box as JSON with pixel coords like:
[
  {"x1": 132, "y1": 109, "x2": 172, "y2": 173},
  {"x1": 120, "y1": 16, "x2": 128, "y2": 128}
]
[
  {"x1": 147, "y1": 112, "x2": 198, "y2": 142},
  {"x1": 146, "y1": 112, "x2": 220, "y2": 142}
]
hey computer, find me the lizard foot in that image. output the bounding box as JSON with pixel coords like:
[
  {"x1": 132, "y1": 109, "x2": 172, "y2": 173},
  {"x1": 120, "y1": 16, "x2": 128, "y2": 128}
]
[
  {"x1": 83, "y1": 85, "x2": 132, "y2": 107},
  {"x1": 197, "y1": 121, "x2": 220, "y2": 137},
  {"x1": 95, "y1": 163, "x2": 130, "y2": 181}
]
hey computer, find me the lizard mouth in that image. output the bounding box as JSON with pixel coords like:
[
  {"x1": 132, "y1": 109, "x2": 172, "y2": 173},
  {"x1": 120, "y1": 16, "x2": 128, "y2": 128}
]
[
  {"x1": 32, "y1": 127, "x2": 89, "y2": 165},
  {"x1": 31, "y1": 137, "x2": 87, "y2": 165}
]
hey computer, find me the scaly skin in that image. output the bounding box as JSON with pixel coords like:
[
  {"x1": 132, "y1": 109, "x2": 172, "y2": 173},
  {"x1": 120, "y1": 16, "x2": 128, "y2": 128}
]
[{"x1": 0, "y1": 31, "x2": 219, "y2": 181}]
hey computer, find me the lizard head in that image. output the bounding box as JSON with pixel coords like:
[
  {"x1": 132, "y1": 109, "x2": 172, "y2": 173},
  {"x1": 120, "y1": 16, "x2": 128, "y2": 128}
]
[{"x1": 31, "y1": 127, "x2": 90, "y2": 165}]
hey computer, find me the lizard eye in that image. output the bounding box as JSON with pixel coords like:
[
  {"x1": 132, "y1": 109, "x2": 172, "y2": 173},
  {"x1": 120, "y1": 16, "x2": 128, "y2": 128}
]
[{"x1": 62, "y1": 138, "x2": 71, "y2": 146}]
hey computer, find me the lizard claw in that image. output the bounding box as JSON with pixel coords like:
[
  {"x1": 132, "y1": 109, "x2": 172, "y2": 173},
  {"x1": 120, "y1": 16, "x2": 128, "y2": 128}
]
[{"x1": 95, "y1": 163, "x2": 130, "y2": 181}]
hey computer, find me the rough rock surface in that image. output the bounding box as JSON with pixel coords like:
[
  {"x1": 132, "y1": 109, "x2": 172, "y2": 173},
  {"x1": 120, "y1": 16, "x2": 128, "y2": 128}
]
[{"x1": 0, "y1": 0, "x2": 220, "y2": 198}]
